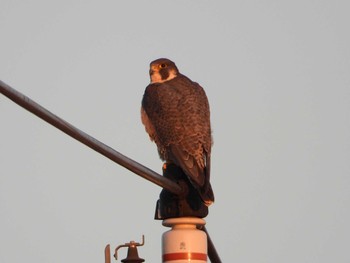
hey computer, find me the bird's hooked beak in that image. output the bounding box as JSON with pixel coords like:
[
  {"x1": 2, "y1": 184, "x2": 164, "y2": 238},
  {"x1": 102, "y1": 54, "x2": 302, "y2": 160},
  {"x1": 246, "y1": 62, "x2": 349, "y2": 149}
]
[
  {"x1": 149, "y1": 65, "x2": 162, "y2": 83},
  {"x1": 149, "y1": 68, "x2": 156, "y2": 83}
]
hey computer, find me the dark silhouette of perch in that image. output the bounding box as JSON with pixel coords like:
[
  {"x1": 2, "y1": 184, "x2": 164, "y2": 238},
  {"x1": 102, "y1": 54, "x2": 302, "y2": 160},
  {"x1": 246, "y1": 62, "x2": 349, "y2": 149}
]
[{"x1": 0, "y1": 79, "x2": 221, "y2": 263}]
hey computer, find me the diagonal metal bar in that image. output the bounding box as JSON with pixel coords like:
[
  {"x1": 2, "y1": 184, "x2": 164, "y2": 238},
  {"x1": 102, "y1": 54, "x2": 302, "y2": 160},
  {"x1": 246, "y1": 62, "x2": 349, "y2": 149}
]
[
  {"x1": 0, "y1": 79, "x2": 182, "y2": 195},
  {"x1": 203, "y1": 226, "x2": 222, "y2": 263}
]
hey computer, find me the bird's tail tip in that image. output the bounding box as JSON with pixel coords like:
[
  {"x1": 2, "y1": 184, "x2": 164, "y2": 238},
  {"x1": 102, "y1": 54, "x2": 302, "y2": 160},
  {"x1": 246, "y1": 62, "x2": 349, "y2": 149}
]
[{"x1": 201, "y1": 185, "x2": 215, "y2": 206}]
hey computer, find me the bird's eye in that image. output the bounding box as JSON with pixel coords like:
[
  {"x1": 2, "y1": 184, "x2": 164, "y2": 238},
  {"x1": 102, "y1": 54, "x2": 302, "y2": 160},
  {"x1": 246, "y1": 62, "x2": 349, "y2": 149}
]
[{"x1": 159, "y1": 63, "x2": 167, "y2": 69}]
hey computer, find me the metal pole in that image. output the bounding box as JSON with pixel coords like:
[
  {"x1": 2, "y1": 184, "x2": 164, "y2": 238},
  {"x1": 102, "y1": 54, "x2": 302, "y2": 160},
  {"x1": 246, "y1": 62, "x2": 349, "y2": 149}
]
[
  {"x1": 162, "y1": 218, "x2": 207, "y2": 262},
  {"x1": 0, "y1": 80, "x2": 182, "y2": 195}
]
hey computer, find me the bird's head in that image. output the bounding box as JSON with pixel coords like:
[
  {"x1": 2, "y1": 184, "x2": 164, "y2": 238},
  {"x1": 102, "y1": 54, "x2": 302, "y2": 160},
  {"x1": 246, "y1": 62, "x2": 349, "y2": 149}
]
[{"x1": 149, "y1": 58, "x2": 179, "y2": 83}]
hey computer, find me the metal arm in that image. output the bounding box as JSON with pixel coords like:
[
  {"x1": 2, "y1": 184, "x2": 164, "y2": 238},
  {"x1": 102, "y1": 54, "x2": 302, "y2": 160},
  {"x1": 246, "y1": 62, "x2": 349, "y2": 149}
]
[{"x1": 0, "y1": 80, "x2": 182, "y2": 195}]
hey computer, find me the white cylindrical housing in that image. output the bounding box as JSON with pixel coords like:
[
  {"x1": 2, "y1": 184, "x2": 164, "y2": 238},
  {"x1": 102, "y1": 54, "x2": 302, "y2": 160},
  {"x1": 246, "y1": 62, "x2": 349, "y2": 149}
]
[{"x1": 162, "y1": 217, "x2": 207, "y2": 263}]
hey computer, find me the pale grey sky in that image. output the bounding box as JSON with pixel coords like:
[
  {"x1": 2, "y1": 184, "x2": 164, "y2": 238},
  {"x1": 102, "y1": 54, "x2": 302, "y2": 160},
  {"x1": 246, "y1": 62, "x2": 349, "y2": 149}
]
[{"x1": 1, "y1": 1, "x2": 350, "y2": 262}]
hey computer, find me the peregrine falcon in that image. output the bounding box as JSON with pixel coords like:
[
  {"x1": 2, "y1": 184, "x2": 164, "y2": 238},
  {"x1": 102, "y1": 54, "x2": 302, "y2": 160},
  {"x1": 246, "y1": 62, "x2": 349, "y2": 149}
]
[{"x1": 141, "y1": 58, "x2": 214, "y2": 206}]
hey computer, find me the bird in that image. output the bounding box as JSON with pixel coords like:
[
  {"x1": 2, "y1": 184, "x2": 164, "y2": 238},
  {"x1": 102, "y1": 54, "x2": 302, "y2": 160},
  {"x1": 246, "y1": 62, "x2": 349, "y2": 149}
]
[{"x1": 141, "y1": 58, "x2": 214, "y2": 206}]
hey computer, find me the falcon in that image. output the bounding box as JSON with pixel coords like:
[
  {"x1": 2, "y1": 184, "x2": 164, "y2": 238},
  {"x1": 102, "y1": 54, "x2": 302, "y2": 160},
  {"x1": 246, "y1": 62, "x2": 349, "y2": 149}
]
[{"x1": 141, "y1": 58, "x2": 214, "y2": 206}]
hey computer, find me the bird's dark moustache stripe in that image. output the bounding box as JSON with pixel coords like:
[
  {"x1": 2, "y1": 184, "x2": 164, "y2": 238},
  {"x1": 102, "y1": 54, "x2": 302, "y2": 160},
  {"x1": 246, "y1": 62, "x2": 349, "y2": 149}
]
[{"x1": 160, "y1": 69, "x2": 170, "y2": 81}]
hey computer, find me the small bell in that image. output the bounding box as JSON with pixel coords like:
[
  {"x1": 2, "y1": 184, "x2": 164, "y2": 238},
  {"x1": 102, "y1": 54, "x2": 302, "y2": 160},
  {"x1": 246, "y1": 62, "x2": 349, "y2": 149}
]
[
  {"x1": 120, "y1": 242, "x2": 145, "y2": 263},
  {"x1": 105, "y1": 235, "x2": 145, "y2": 263}
]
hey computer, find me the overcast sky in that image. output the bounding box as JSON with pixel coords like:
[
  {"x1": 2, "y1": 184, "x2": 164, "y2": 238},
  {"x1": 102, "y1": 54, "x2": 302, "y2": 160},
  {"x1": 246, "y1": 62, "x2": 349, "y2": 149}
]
[{"x1": 1, "y1": 1, "x2": 350, "y2": 262}]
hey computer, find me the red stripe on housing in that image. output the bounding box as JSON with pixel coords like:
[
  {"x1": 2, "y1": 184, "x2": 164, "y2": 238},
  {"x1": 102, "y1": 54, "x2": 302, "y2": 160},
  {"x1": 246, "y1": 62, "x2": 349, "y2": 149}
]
[{"x1": 163, "y1": 252, "x2": 207, "y2": 261}]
